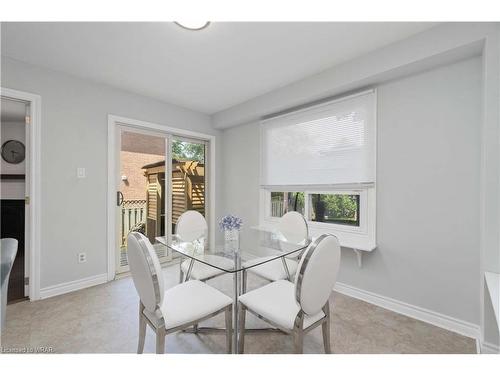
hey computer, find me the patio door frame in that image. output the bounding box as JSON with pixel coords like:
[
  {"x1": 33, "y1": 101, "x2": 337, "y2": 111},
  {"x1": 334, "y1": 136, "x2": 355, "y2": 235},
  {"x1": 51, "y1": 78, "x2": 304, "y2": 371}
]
[{"x1": 106, "y1": 115, "x2": 216, "y2": 281}]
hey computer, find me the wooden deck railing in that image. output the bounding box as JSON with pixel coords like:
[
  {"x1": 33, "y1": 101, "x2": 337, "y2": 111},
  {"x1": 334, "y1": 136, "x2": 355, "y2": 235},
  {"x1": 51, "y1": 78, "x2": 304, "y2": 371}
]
[{"x1": 121, "y1": 199, "x2": 146, "y2": 246}]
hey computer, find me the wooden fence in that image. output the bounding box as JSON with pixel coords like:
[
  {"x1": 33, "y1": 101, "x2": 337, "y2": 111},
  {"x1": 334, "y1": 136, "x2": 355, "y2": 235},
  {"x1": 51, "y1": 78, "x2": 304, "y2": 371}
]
[
  {"x1": 271, "y1": 199, "x2": 285, "y2": 217},
  {"x1": 121, "y1": 199, "x2": 146, "y2": 246}
]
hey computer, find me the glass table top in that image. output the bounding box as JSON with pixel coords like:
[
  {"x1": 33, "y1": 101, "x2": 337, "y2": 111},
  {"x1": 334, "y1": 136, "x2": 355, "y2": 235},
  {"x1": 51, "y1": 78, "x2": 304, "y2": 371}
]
[{"x1": 155, "y1": 227, "x2": 310, "y2": 273}]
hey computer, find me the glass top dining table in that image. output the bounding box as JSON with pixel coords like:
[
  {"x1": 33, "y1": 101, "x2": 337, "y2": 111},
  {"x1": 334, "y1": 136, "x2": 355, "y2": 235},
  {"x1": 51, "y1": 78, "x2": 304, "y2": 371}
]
[
  {"x1": 155, "y1": 226, "x2": 311, "y2": 353},
  {"x1": 157, "y1": 226, "x2": 310, "y2": 272}
]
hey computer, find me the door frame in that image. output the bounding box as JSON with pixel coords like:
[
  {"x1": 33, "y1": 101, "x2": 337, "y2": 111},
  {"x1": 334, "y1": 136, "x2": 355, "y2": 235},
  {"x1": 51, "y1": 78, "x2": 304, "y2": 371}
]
[
  {"x1": 1, "y1": 87, "x2": 42, "y2": 301},
  {"x1": 107, "y1": 114, "x2": 216, "y2": 281}
]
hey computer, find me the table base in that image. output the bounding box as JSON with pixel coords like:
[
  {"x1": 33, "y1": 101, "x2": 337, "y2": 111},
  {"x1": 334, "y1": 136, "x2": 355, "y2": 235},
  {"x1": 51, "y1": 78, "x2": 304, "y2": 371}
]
[{"x1": 181, "y1": 327, "x2": 285, "y2": 334}]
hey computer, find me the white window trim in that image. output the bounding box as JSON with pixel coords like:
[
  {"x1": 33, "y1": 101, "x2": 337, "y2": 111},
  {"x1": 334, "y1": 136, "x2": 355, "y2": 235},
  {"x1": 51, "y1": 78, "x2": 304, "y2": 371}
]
[{"x1": 260, "y1": 186, "x2": 376, "y2": 251}]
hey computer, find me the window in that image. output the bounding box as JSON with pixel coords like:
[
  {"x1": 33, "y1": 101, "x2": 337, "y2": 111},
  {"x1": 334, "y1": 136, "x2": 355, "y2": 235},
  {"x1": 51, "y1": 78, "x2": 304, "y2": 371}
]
[
  {"x1": 260, "y1": 90, "x2": 376, "y2": 246},
  {"x1": 270, "y1": 192, "x2": 304, "y2": 217},
  {"x1": 309, "y1": 193, "x2": 359, "y2": 226},
  {"x1": 268, "y1": 191, "x2": 361, "y2": 227}
]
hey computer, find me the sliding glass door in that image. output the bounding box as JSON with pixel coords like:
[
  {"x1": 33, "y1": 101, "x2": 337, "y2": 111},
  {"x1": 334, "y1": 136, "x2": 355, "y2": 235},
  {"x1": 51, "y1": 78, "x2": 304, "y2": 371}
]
[{"x1": 114, "y1": 127, "x2": 208, "y2": 274}]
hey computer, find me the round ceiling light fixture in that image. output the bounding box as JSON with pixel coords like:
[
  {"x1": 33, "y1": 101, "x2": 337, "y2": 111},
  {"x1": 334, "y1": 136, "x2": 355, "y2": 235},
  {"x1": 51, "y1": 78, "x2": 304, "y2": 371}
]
[{"x1": 174, "y1": 21, "x2": 210, "y2": 31}]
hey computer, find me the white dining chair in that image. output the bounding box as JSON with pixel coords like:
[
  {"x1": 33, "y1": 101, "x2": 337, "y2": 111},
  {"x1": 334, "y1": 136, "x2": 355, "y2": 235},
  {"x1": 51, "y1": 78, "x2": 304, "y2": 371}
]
[
  {"x1": 127, "y1": 232, "x2": 233, "y2": 354},
  {"x1": 242, "y1": 211, "x2": 309, "y2": 292},
  {"x1": 176, "y1": 210, "x2": 233, "y2": 283},
  {"x1": 238, "y1": 234, "x2": 341, "y2": 354},
  {"x1": 1, "y1": 238, "x2": 18, "y2": 331}
]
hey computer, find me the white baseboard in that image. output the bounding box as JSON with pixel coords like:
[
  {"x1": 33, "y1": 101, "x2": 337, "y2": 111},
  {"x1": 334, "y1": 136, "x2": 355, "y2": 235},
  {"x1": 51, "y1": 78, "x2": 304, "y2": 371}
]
[
  {"x1": 334, "y1": 282, "x2": 480, "y2": 339},
  {"x1": 480, "y1": 341, "x2": 500, "y2": 354},
  {"x1": 39, "y1": 273, "x2": 108, "y2": 299}
]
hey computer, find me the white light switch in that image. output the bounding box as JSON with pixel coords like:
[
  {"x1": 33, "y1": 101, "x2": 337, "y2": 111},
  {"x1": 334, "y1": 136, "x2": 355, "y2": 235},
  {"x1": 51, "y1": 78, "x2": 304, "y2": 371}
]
[{"x1": 77, "y1": 167, "x2": 86, "y2": 178}]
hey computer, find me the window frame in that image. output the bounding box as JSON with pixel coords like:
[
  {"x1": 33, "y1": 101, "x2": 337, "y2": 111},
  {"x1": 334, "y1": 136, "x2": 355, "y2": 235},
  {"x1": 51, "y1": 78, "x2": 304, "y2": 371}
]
[
  {"x1": 260, "y1": 185, "x2": 376, "y2": 251},
  {"x1": 262, "y1": 188, "x2": 370, "y2": 235}
]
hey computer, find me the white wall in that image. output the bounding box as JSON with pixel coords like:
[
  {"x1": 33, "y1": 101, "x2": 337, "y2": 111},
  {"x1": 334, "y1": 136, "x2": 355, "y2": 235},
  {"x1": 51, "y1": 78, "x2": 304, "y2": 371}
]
[
  {"x1": 1, "y1": 56, "x2": 222, "y2": 289},
  {"x1": 222, "y1": 57, "x2": 482, "y2": 326},
  {"x1": 0, "y1": 120, "x2": 26, "y2": 199},
  {"x1": 480, "y1": 28, "x2": 500, "y2": 349},
  {"x1": 222, "y1": 121, "x2": 260, "y2": 225},
  {"x1": 350, "y1": 57, "x2": 481, "y2": 324}
]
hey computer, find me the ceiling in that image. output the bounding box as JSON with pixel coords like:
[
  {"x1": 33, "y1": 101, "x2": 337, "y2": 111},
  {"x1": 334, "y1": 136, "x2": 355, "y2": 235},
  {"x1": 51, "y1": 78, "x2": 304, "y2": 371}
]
[
  {"x1": 1, "y1": 98, "x2": 26, "y2": 122},
  {"x1": 1, "y1": 22, "x2": 437, "y2": 114}
]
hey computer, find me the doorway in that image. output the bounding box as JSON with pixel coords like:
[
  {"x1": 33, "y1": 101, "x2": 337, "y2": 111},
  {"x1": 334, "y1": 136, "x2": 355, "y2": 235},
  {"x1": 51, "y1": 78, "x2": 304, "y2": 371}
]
[
  {"x1": 1, "y1": 88, "x2": 41, "y2": 301},
  {"x1": 110, "y1": 119, "x2": 210, "y2": 277},
  {"x1": 1, "y1": 97, "x2": 29, "y2": 302}
]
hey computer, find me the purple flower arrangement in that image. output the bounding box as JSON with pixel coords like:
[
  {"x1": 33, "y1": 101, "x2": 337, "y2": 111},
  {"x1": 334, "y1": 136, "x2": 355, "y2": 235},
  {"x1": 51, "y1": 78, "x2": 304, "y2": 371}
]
[{"x1": 218, "y1": 214, "x2": 243, "y2": 231}]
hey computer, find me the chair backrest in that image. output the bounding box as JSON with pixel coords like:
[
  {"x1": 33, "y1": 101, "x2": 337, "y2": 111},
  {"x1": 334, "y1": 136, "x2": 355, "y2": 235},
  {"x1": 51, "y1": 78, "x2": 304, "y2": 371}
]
[
  {"x1": 294, "y1": 234, "x2": 341, "y2": 315},
  {"x1": 278, "y1": 211, "x2": 308, "y2": 244},
  {"x1": 1, "y1": 238, "x2": 18, "y2": 284},
  {"x1": 176, "y1": 210, "x2": 207, "y2": 242},
  {"x1": 127, "y1": 232, "x2": 165, "y2": 312},
  {"x1": 1, "y1": 238, "x2": 18, "y2": 330},
  {"x1": 1, "y1": 238, "x2": 18, "y2": 265}
]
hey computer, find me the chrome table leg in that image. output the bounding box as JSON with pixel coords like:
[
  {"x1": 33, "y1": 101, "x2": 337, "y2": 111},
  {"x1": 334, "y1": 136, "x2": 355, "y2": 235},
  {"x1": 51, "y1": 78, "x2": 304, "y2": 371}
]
[
  {"x1": 232, "y1": 251, "x2": 242, "y2": 354},
  {"x1": 233, "y1": 270, "x2": 240, "y2": 354}
]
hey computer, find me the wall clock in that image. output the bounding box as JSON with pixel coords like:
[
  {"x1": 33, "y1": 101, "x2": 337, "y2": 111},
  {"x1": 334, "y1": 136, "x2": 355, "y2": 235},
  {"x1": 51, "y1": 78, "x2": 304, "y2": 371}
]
[{"x1": 1, "y1": 140, "x2": 26, "y2": 164}]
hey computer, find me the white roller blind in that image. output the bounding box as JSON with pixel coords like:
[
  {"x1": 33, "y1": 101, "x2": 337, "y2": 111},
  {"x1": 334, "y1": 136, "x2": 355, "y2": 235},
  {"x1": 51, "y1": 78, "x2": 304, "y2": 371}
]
[{"x1": 261, "y1": 90, "x2": 376, "y2": 187}]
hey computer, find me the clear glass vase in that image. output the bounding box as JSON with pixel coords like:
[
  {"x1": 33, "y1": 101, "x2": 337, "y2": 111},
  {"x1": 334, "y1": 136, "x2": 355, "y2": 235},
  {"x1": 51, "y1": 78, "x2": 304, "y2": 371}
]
[{"x1": 224, "y1": 229, "x2": 239, "y2": 252}]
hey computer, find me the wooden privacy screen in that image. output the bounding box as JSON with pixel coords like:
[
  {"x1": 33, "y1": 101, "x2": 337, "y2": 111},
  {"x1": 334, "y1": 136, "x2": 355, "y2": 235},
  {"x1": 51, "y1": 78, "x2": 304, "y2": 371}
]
[{"x1": 142, "y1": 160, "x2": 205, "y2": 243}]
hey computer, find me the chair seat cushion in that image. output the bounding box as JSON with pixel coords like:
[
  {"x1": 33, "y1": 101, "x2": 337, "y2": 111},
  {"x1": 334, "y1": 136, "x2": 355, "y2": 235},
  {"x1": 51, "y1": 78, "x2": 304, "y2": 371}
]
[
  {"x1": 238, "y1": 280, "x2": 325, "y2": 331},
  {"x1": 181, "y1": 255, "x2": 233, "y2": 281},
  {"x1": 144, "y1": 280, "x2": 232, "y2": 330},
  {"x1": 244, "y1": 256, "x2": 298, "y2": 281}
]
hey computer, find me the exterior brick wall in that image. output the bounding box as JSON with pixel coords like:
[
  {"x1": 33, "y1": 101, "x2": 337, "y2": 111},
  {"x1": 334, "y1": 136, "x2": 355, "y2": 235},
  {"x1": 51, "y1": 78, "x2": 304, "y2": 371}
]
[
  {"x1": 120, "y1": 151, "x2": 164, "y2": 201},
  {"x1": 121, "y1": 131, "x2": 164, "y2": 155}
]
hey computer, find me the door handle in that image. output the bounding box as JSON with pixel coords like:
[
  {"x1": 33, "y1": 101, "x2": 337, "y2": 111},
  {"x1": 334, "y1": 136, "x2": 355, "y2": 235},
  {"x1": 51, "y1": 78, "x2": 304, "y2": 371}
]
[{"x1": 117, "y1": 191, "x2": 124, "y2": 206}]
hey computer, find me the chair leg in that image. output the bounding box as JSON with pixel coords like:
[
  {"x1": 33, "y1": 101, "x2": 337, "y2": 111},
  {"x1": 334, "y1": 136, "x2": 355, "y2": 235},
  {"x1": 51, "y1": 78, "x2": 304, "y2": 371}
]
[
  {"x1": 156, "y1": 326, "x2": 166, "y2": 354},
  {"x1": 293, "y1": 329, "x2": 304, "y2": 354},
  {"x1": 293, "y1": 312, "x2": 304, "y2": 354},
  {"x1": 322, "y1": 303, "x2": 331, "y2": 354},
  {"x1": 242, "y1": 270, "x2": 247, "y2": 294},
  {"x1": 137, "y1": 309, "x2": 147, "y2": 354},
  {"x1": 238, "y1": 305, "x2": 246, "y2": 354},
  {"x1": 225, "y1": 305, "x2": 233, "y2": 354},
  {"x1": 322, "y1": 319, "x2": 331, "y2": 354}
]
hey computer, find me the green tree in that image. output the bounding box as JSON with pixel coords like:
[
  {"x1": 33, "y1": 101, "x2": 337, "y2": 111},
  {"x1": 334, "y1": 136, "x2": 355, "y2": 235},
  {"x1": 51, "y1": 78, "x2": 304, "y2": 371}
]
[
  {"x1": 293, "y1": 192, "x2": 304, "y2": 212},
  {"x1": 172, "y1": 140, "x2": 205, "y2": 162},
  {"x1": 311, "y1": 194, "x2": 358, "y2": 222}
]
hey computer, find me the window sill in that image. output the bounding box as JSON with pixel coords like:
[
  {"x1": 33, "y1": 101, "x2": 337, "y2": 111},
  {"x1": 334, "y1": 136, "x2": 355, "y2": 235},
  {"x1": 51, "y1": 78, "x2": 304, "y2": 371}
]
[{"x1": 254, "y1": 222, "x2": 376, "y2": 267}]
